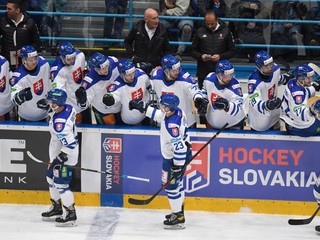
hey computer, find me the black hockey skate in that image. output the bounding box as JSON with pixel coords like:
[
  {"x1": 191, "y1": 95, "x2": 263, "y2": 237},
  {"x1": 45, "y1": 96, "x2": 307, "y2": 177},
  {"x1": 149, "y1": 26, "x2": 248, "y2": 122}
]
[
  {"x1": 41, "y1": 199, "x2": 63, "y2": 221},
  {"x1": 55, "y1": 204, "x2": 77, "y2": 227},
  {"x1": 165, "y1": 203, "x2": 184, "y2": 220},
  {"x1": 163, "y1": 211, "x2": 185, "y2": 229},
  {"x1": 315, "y1": 225, "x2": 320, "y2": 233}
]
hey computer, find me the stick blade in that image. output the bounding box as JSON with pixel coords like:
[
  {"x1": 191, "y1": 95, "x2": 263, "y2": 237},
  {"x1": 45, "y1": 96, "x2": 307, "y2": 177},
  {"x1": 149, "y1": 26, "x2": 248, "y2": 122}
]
[
  {"x1": 128, "y1": 197, "x2": 152, "y2": 205},
  {"x1": 288, "y1": 219, "x2": 310, "y2": 225}
]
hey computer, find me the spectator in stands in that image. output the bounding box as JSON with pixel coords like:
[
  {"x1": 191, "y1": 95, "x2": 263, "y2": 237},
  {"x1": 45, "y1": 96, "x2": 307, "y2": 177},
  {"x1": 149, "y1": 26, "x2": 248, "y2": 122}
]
[
  {"x1": 50, "y1": 42, "x2": 91, "y2": 124},
  {"x1": 191, "y1": 10, "x2": 235, "y2": 90},
  {"x1": 281, "y1": 64, "x2": 320, "y2": 137},
  {"x1": 247, "y1": 50, "x2": 293, "y2": 131},
  {"x1": 124, "y1": 8, "x2": 172, "y2": 75},
  {"x1": 229, "y1": 0, "x2": 269, "y2": 62},
  {"x1": 39, "y1": 0, "x2": 67, "y2": 54},
  {"x1": 150, "y1": 54, "x2": 208, "y2": 128},
  {"x1": 202, "y1": 59, "x2": 245, "y2": 129},
  {"x1": 102, "y1": 59, "x2": 152, "y2": 126},
  {"x1": 270, "y1": 1, "x2": 308, "y2": 62},
  {"x1": 159, "y1": 0, "x2": 194, "y2": 57},
  {"x1": 197, "y1": 0, "x2": 229, "y2": 18},
  {"x1": 0, "y1": 0, "x2": 41, "y2": 71},
  {"x1": 103, "y1": 0, "x2": 128, "y2": 49},
  {"x1": 0, "y1": 55, "x2": 14, "y2": 121},
  {"x1": 75, "y1": 52, "x2": 122, "y2": 125},
  {"x1": 10, "y1": 45, "x2": 51, "y2": 122}
]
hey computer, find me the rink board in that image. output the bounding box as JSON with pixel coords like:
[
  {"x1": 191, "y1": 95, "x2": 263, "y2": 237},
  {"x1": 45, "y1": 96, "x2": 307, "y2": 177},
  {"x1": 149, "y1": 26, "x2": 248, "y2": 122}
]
[{"x1": 0, "y1": 122, "x2": 319, "y2": 215}]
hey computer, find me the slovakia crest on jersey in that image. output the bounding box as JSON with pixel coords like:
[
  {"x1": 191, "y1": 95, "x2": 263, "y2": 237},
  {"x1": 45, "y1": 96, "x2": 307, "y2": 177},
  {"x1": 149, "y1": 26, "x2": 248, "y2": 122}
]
[
  {"x1": 102, "y1": 138, "x2": 122, "y2": 153},
  {"x1": 184, "y1": 141, "x2": 210, "y2": 193},
  {"x1": 0, "y1": 76, "x2": 6, "y2": 93},
  {"x1": 131, "y1": 88, "x2": 143, "y2": 100},
  {"x1": 72, "y1": 67, "x2": 83, "y2": 84},
  {"x1": 33, "y1": 79, "x2": 44, "y2": 95}
]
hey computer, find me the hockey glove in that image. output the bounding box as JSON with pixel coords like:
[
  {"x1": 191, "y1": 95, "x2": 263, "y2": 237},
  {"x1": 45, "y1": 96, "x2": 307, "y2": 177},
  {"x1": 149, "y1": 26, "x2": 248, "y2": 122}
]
[
  {"x1": 102, "y1": 94, "x2": 115, "y2": 106},
  {"x1": 129, "y1": 99, "x2": 147, "y2": 113},
  {"x1": 171, "y1": 165, "x2": 184, "y2": 179},
  {"x1": 14, "y1": 87, "x2": 33, "y2": 105},
  {"x1": 265, "y1": 97, "x2": 282, "y2": 111},
  {"x1": 55, "y1": 152, "x2": 68, "y2": 163},
  {"x1": 194, "y1": 98, "x2": 209, "y2": 116},
  {"x1": 75, "y1": 86, "x2": 87, "y2": 106},
  {"x1": 312, "y1": 80, "x2": 320, "y2": 92},
  {"x1": 36, "y1": 98, "x2": 50, "y2": 111},
  {"x1": 310, "y1": 100, "x2": 320, "y2": 120},
  {"x1": 281, "y1": 70, "x2": 294, "y2": 85},
  {"x1": 214, "y1": 97, "x2": 229, "y2": 111}
]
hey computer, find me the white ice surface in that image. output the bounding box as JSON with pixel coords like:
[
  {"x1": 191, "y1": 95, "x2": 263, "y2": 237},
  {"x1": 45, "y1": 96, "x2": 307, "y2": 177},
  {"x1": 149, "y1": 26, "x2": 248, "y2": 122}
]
[{"x1": 0, "y1": 204, "x2": 319, "y2": 240}]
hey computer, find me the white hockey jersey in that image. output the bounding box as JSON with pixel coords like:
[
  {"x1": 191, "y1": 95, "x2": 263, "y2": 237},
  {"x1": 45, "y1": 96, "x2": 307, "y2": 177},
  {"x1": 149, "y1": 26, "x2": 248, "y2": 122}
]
[
  {"x1": 0, "y1": 56, "x2": 13, "y2": 116},
  {"x1": 281, "y1": 78, "x2": 316, "y2": 129},
  {"x1": 202, "y1": 72, "x2": 245, "y2": 129},
  {"x1": 150, "y1": 68, "x2": 202, "y2": 127},
  {"x1": 10, "y1": 57, "x2": 51, "y2": 121},
  {"x1": 50, "y1": 50, "x2": 86, "y2": 113},
  {"x1": 49, "y1": 104, "x2": 78, "y2": 166},
  {"x1": 145, "y1": 106, "x2": 190, "y2": 165},
  {"x1": 80, "y1": 56, "x2": 121, "y2": 114},
  {"x1": 108, "y1": 68, "x2": 151, "y2": 125},
  {"x1": 247, "y1": 65, "x2": 282, "y2": 131}
]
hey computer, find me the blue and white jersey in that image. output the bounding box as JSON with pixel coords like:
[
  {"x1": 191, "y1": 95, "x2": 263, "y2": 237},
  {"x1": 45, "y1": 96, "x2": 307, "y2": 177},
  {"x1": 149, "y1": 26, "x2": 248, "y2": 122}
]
[
  {"x1": 51, "y1": 50, "x2": 86, "y2": 113},
  {"x1": 202, "y1": 72, "x2": 245, "y2": 129},
  {"x1": 281, "y1": 78, "x2": 316, "y2": 129},
  {"x1": 10, "y1": 56, "x2": 51, "y2": 121},
  {"x1": 80, "y1": 56, "x2": 121, "y2": 114},
  {"x1": 0, "y1": 56, "x2": 13, "y2": 115},
  {"x1": 146, "y1": 106, "x2": 190, "y2": 165},
  {"x1": 49, "y1": 104, "x2": 78, "y2": 166},
  {"x1": 247, "y1": 65, "x2": 282, "y2": 131},
  {"x1": 108, "y1": 68, "x2": 151, "y2": 125},
  {"x1": 150, "y1": 68, "x2": 202, "y2": 127}
]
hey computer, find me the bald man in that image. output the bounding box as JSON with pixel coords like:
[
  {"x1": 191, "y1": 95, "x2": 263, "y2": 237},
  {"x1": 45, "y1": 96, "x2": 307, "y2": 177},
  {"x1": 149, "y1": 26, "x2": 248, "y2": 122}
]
[{"x1": 124, "y1": 8, "x2": 173, "y2": 75}]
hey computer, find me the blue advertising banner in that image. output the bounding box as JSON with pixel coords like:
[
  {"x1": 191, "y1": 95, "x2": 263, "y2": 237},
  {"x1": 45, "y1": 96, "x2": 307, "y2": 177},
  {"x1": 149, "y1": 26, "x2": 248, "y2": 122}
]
[{"x1": 122, "y1": 134, "x2": 320, "y2": 202}]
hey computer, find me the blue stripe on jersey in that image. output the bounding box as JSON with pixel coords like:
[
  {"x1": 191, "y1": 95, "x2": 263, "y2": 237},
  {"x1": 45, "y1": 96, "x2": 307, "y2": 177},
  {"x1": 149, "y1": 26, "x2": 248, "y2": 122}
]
[{"x1": 151, "y1": 108, "x2": 157, "y2": 120}]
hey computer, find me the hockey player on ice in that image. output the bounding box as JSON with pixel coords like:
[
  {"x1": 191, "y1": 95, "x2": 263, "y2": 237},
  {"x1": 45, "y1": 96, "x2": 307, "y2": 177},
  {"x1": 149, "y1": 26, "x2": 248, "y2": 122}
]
[
  {"x1": 281, "y1": 64, "x2": 320, "y2": 137},
  {"x1": 129, "y1": 94, "x2": 192, "y2": 229},
  {"x1": 50, "y1": 42, "x2": 90, "y2": 124},
  {"x1": 102, "y1": 59, "x2": 151, "y2": 125},
  {"x1": 75, "y1": 52, "x2": 122, "y2": 125},
  {"x1": 247, "y1": 50, "x2": 294, "y2": 131},
  {"x1": 10, "y1": 45, "x2": 51, "y2": 121},
  {"x1": 202, "y1": 59, "x2": 245, "y2": 129},
  {"x1": 150, "y1": 54, "x2": 208, "y2": 128},
  {"x1": 39, "y1": 88, "x2": 78, "y2": 227}
]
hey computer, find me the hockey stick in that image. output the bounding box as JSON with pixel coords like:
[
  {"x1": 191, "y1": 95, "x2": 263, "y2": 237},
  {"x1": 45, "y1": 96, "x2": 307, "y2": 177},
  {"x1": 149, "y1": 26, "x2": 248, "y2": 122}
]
[
  {"x1": 26, "y1": 151, "x2": 150, "y2": 182},
  {"x1": 308, "y1": 63, "x2": 320, "y2": 76},
  {"x1": 128, "y1": 122, "x2": 229, "y2": 205},
  {"x1": 288, "y1": 206, "x2": 320, "y2": 225}
]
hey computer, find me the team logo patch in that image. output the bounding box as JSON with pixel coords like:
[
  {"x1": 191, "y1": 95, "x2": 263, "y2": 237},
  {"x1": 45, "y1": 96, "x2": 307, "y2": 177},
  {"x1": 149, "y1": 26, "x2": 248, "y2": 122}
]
[
  {"x1": 102, "y1": 138, "x2": 122, "y2": 153},
  {"x1": 72, "y1": 67, "x2": 83, "y2": 84},
  {"x1": 131, "y1": 88, "x2": 143, "y2": 100},
  {"x1": 172, "y1": 127, "x2": 179, "y2": 136},
  {"x1": 107, "y1": 84, "x2": 115, "y2": 92},
  {"x1": 296, "y1": 95, "x2": 302, "y2": 104},
  {"x1": 55, "y1": 123, "x2": 63, "y2": 132},
  {"x1": 33, "y1": 79, "x2": 44, "y2": 95},
  {"x1": 0, "y1": 76, "x2": 6, "y2": 93},
  {"x1": 184, "y1": 141, "x2": 210, "y2": 193},
  {"x1": 267, "y1": 84, "x2": 276, "y2": 99}
]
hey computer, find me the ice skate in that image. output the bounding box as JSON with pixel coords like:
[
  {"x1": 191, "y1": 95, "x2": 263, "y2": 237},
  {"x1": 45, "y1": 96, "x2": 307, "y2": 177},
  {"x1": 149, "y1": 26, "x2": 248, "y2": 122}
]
[
  {"x1": 165, "y1": 204, "x2": 184, "y2": 220},
  {"x1": 41, "y1": 199, "x2": 62, "y2": 221},
  {"x1": 163, "y1": 211, "x2": 185, "y2": 230},
  {"x1": 315, "y1": 225, "x2": 320, "y2": 233},
  {"x1": 55, "y1": 204, "x2": 77, "y2": 227}
]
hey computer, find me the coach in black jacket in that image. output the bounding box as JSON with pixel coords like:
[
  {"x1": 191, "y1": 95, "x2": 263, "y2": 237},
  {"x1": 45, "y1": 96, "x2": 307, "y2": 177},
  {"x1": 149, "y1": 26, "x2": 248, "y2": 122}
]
[
  {"x1": 0, "y1": 0, "x2": 41, "y2": 71},
  {"x1": 191, "y1": 10, "x2": 235, "y2": 89},
  {"x1": 124, "y1": 8, "x2": 173, "y2": 75}
]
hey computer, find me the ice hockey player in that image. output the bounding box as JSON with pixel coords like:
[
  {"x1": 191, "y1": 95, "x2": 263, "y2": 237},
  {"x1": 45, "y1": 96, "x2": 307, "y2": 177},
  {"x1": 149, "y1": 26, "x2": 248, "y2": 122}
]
[
  {"x1": 129, "y1": 94, "x2": 191, "y2": 229},
  {"x1": 39, "y1": 88, "x2": 78, "y2": 227}
]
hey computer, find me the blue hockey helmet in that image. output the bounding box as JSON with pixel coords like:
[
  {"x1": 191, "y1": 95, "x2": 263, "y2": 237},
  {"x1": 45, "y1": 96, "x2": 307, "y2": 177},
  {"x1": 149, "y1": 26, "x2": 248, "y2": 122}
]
[
  {"x1": 161, "y1": 54, "x2": 181, "y2": 71},
  {"x1": 118, "y1": 59, "x2": 136, "y2": 83},
  {"x1": 90, "y1": 52, "x2": 110, "y2": 69},
  {"x1": 58, "y1": 42, "x2": 76, "y2": 58},
  {"x1": 20, "y1": 45, "x2": 38, "y2": 59},
  {"x1": 311, "y1": 100, "x2": 320, "y2": 120},
  {"x1": 295, "y1": 64, "x2": 315, "y2": 87},
  {"x1": 254, "y1": 50, "x2": 273, "y2": 68},
  {"x1": 160, "y1": 94, "x2": 180, "y2": 112},
  {"x1": 46, "y1": 88, "x2": 67, "y2": 106},
  {"x1": 216, "y1": 60, "x2": 234, "y2": 85}
]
